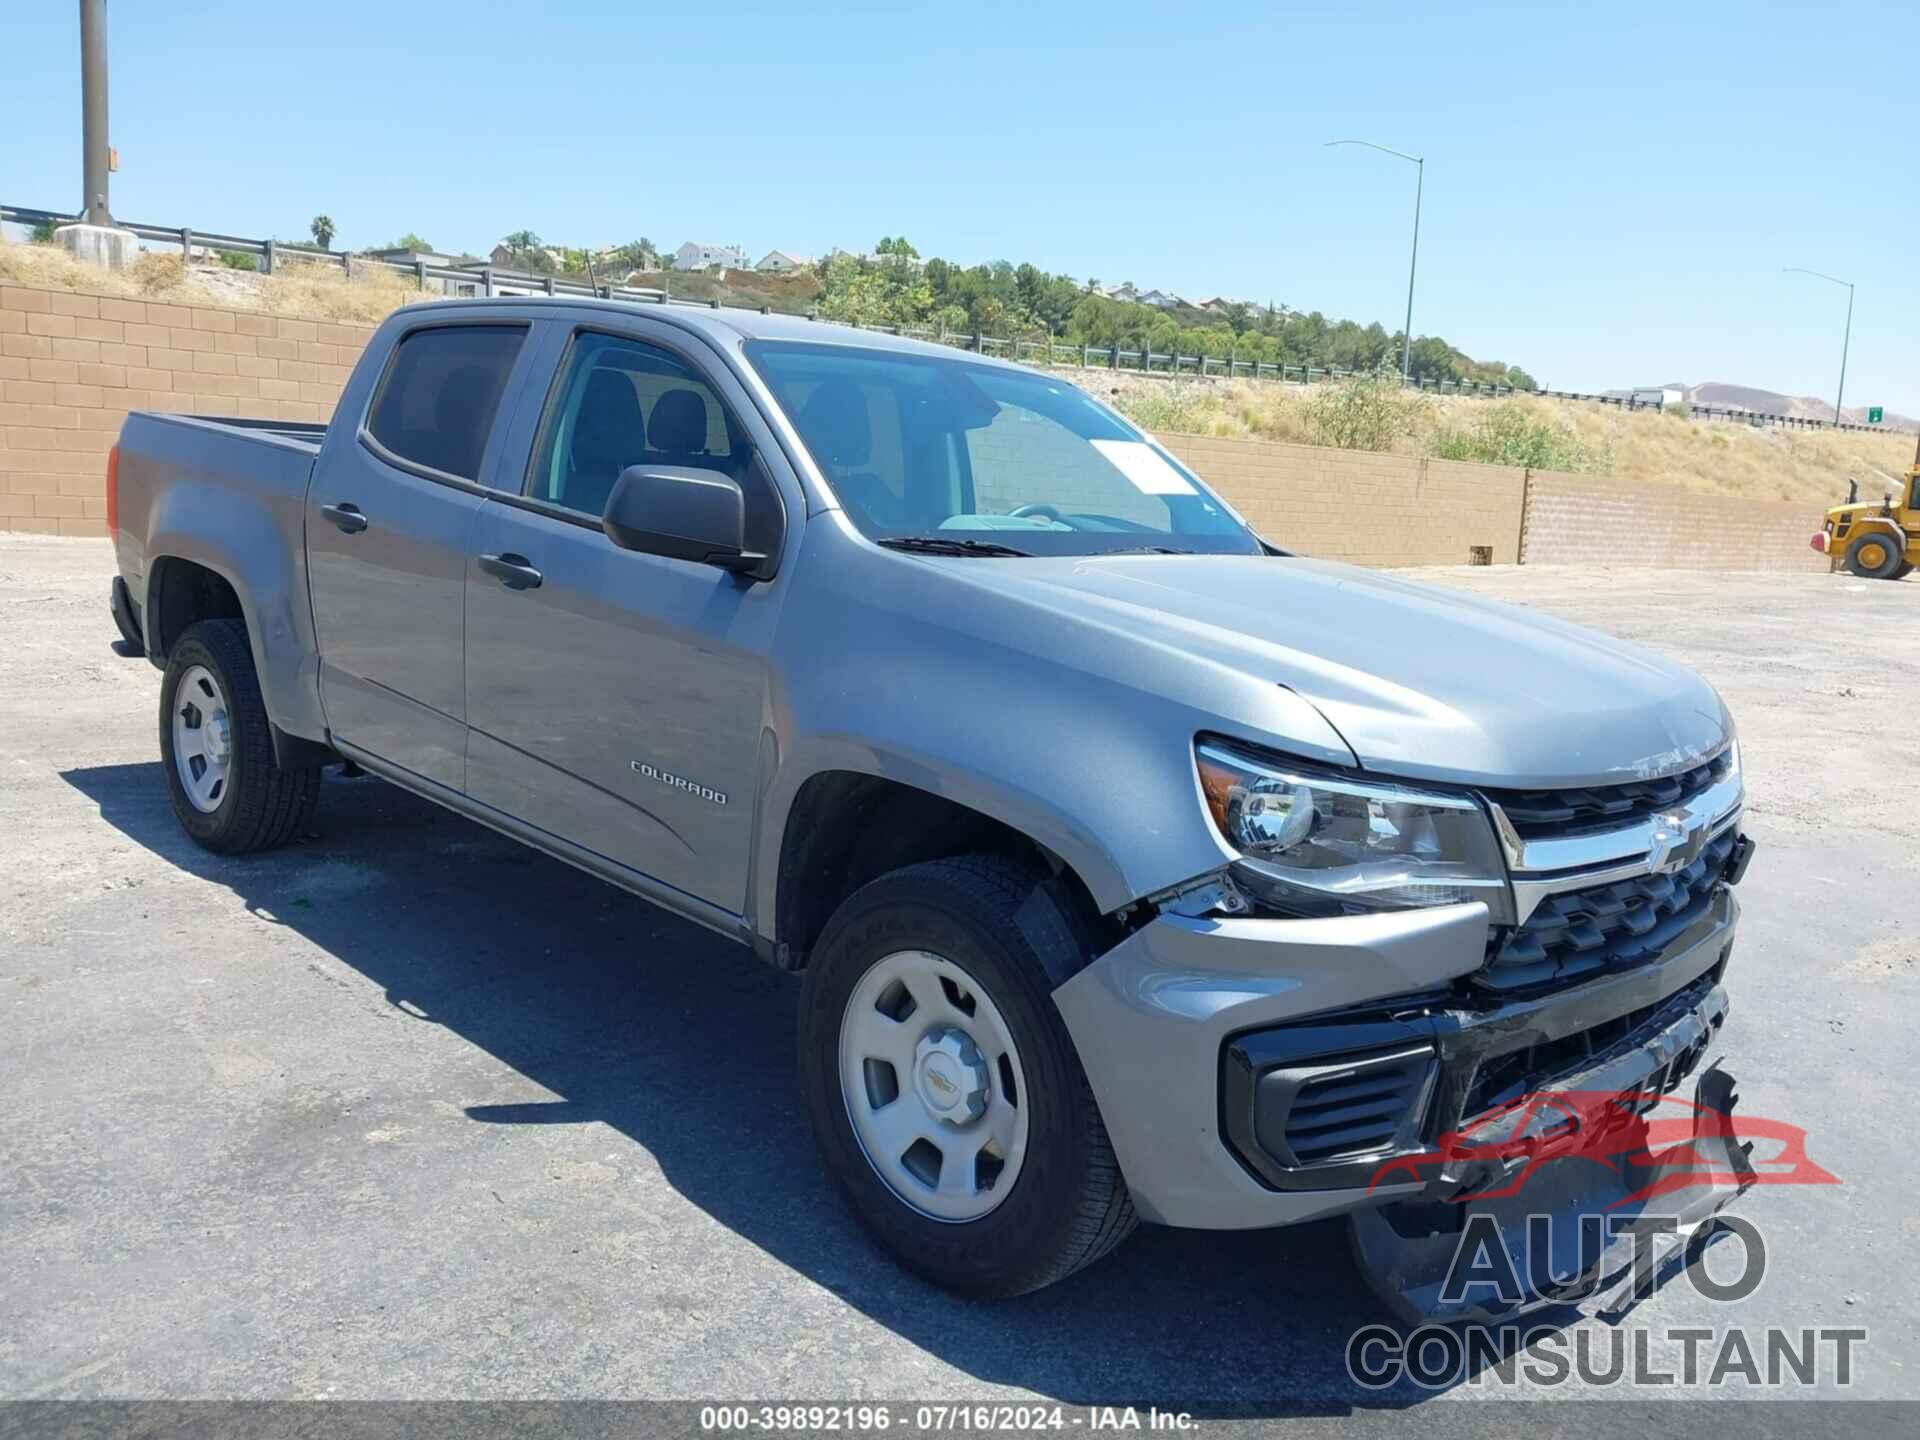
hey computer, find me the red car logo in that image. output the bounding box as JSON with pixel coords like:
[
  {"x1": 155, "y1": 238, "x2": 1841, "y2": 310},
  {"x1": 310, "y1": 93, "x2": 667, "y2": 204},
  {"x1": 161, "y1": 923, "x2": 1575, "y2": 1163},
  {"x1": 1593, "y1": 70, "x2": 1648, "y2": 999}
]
[{"x1": 1368, "y1": 1085, "x2": 1838, "y2": 1204}]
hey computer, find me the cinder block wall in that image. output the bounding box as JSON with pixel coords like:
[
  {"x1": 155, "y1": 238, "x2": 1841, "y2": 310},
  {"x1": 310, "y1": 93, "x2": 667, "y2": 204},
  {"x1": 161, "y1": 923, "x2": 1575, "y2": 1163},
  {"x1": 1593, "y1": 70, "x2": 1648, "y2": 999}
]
[
  {"x1": 1, "y1": 283, "x2": 372, "y2": 535},
  {"x1": 1158, "y1": 433, "x2": 1528, "y2": 565},
  {"x1": 0, "y1": 280, "x2": 1837, "y2": 572},
  {"x1": 1521, "y1": 471, "x2": 1826, "y2": 572}
]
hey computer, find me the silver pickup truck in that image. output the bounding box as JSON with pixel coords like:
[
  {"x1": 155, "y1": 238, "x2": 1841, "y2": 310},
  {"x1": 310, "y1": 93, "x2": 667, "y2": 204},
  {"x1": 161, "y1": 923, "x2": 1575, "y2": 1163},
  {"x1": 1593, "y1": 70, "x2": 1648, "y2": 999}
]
[{"x1": 106, "y1": 298, "x2": 1755, "y2": 1313}]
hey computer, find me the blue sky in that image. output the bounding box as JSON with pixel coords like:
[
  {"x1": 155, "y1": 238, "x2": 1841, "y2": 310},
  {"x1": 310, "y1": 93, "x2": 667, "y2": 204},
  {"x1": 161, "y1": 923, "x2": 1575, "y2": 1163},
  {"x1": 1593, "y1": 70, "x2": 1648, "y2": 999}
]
[{"x1": 9, "y1": 1, "x2": 1917, "y2": 412}]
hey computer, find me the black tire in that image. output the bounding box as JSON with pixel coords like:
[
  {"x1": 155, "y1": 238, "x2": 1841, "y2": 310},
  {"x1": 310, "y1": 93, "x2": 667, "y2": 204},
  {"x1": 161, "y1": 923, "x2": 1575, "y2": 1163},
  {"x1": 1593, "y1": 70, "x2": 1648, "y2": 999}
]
[
  {"x1": 159, "y1": 618, "x2": 320, "y2": 853},
  {"x1": 1894, "y1": 561, "x2": 1915, "y2": 581},
  {"x1": 1844, "y1": 531, "x2": 1904, "y2": 579},
  {"x1": 799, "y1": 855, "x2": 1136, "y2": 1297}
]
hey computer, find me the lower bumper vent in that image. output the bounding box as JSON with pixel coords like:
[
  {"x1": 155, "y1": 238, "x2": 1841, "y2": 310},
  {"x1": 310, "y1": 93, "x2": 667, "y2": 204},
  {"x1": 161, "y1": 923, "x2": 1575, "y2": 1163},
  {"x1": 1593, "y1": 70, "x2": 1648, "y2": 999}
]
[{"x1": 1253, "y1": 1044, "x2": 1438, "y2": 1168}]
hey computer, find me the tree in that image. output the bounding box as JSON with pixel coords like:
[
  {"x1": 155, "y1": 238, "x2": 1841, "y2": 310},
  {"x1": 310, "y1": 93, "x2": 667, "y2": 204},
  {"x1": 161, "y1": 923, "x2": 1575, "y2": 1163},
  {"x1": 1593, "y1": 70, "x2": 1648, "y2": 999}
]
[
  {"x1": 385, "y1": 232, "x2": 433, "y2": 253},
  {"x1": 501, "y1": 230, "x2": 544, "y2": 267},
  {"x1": 1407, "y1": 335, "x2": 1460, "y2": 384},
  {"x1": 309, "y1": 215, "x2": 336, "y2": 251},
  {"x1": 610, "y1": 239, "x2": 656, "y2": 271}
]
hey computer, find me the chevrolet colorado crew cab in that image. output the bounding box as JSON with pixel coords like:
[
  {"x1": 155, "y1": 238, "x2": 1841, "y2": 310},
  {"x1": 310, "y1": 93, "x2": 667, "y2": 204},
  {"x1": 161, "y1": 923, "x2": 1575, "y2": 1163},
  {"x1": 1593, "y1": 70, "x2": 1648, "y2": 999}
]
[{"x1": 107, "y1": 298, "x2": 1755, "y2": 1312}]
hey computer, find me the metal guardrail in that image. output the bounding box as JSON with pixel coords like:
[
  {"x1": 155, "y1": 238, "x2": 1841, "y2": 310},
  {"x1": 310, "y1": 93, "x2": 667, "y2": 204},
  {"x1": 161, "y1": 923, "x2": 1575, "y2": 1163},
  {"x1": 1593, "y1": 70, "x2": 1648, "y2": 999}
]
[
  {"x1": 4, "y1": 203, "x2": 1904, "y2": 436},
  {"x1": 1, "y1": 203, "x2": 677, "y2": 307}
]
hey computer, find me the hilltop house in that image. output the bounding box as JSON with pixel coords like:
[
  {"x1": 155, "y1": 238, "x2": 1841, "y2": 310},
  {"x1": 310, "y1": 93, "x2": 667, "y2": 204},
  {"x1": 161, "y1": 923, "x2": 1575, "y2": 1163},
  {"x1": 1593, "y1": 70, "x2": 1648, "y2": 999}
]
[
  {"x1": 673, "y1": 241, "x2": 752, "y2": 272},
  {"x1": 756, "y1": 249, "x2": 812, "y2": 273}
]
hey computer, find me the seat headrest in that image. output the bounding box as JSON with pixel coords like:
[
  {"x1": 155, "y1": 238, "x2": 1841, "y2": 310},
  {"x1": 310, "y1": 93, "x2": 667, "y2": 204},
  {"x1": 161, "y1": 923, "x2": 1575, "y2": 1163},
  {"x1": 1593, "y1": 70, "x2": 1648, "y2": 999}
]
[
  {"x1": 650, "y1": 388, "x2": 710, "y2": 455},
  {"x1": 571, "y1": 370, "x2": 646, "y2": 467},
  {"x1": 433, "y1": 364, "x2": 500, "y2": 475},
  {"x1": 796, "y1": 379, "x2": 871, "y2": 470}
]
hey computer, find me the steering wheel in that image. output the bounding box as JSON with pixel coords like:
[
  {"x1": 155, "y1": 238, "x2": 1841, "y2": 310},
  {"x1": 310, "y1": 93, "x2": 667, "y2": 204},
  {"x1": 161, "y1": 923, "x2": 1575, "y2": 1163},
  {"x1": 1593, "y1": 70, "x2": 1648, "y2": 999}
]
[{"x1": 1009, "y1": 503, "x2": 1064, "y2": 523}]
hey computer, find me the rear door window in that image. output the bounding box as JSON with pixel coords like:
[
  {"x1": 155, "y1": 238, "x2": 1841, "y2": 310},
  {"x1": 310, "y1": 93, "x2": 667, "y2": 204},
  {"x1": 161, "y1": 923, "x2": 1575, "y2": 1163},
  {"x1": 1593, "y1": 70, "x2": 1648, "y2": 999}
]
[{"x1": 365, "y1": 324, "x2": 527, "y2": 483}]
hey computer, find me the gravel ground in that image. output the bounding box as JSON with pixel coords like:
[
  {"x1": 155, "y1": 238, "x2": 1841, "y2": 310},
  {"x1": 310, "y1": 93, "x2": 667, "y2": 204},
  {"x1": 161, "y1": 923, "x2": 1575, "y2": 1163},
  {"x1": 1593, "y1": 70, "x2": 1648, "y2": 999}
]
[{"x1": 1, "y1": 537, "x2": 1915, "y2": 1417}]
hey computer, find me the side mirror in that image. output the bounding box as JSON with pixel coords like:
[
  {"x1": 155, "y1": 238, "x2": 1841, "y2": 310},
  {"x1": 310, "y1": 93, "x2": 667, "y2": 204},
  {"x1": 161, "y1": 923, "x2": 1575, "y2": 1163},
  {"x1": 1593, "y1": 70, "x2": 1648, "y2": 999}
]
[{"x1": 603, "y1": 466, "x2": 766, "y2": 574}]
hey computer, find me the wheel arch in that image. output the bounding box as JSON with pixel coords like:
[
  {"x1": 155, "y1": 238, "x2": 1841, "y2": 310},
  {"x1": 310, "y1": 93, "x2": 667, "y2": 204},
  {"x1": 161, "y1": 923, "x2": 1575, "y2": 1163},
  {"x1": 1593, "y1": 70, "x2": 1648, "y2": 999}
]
[
  {"x1": 145, "y1": 554, "x2": 246, "y2": 662},
  {"x1": 768, "y1": 769, "x2": 1119, "y2": 973},
  {"x1": 145, "y1": 554, "x2": 334, "y2": 770}
]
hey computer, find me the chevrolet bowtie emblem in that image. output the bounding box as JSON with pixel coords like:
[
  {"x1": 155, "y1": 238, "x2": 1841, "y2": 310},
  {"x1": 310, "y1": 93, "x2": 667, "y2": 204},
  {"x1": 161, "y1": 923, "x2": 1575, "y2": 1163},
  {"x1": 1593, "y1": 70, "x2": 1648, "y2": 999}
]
[{"x1": 1646, "y1": 811, "x2": 1704, "y2": 874}]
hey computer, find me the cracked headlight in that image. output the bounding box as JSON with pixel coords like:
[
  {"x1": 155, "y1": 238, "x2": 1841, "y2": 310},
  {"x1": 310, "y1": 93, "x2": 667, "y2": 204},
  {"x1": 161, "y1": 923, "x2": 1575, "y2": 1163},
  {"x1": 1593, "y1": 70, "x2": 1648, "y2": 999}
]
[{"x1": 1196, "y1": 739, "x2": 1511, "y2": 921}]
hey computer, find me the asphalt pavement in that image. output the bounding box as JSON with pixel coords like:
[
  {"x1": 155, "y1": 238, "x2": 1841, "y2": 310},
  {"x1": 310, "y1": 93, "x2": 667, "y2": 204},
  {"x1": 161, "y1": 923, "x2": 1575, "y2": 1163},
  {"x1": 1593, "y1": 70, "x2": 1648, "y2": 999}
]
[{"x1": 1, "y1": 538, "x2": 1914, "y2": 1420}]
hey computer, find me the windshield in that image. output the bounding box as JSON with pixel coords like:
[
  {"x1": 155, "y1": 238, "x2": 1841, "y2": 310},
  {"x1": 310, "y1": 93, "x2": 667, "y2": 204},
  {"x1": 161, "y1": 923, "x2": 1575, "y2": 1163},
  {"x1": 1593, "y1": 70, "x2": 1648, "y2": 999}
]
[{"x1": 744, "y1": 340, "x2": 1263, "y2": 557}]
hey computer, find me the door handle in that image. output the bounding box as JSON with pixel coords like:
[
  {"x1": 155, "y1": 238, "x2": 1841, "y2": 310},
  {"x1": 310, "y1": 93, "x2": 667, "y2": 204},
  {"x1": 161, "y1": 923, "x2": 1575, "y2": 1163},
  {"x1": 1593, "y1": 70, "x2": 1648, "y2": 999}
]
[
  {"x1": 479, "y1": 552, "x2": 543, "y2": 590},
  {"x1": 320, "y1": 502, "x2": 368, "y2": 535}
]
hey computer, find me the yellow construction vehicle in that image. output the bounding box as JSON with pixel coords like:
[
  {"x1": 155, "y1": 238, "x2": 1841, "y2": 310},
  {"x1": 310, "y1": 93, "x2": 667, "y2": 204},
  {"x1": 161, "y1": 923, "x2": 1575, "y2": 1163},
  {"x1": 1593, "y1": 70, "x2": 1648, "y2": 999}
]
[{"x1": 1812, "y1": 433, "x2": 1920, "y2": 580}]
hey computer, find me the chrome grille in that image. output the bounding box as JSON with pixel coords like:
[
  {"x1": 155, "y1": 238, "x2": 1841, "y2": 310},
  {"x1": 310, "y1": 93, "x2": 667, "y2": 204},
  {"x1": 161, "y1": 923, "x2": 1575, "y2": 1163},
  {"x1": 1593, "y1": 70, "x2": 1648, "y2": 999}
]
[
  {"x1": 1480, "y1": 829, "x2": 1737, "y2": 993},
  {"x1": 1486, "y1": 749, "x2": 1734, "y2": 839}
]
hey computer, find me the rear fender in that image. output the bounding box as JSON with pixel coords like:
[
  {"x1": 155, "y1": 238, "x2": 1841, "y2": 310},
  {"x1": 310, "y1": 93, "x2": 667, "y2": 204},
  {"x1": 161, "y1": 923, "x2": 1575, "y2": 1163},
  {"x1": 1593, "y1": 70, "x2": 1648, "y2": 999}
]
[{"x1": 136, "y1": 423, "x2": 326, "y2": 743}]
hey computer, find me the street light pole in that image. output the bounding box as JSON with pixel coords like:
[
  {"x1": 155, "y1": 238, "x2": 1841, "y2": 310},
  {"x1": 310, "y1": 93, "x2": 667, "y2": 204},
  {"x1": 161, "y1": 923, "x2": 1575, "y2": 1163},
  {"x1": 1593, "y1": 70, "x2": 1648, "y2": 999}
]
[
  {"x1": 1783, "y1": 267, "x2": 1855, "y2": 426},
  {"x1": 1328, "y1": 140, "x2": 1424, "y2": 380},
  {"x1": 79, "y1": 0, "x2": 112, "y2": 225}
]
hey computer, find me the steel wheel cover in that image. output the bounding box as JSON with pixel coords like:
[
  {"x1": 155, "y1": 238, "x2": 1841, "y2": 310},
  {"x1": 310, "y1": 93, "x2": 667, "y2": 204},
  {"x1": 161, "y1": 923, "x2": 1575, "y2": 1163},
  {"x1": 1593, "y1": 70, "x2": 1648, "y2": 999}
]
[
  {"x1": 839, "y1": 948, "x2": 1031, "y2": 1222},
  {"x1": 171, "y1": 664, "x2": 234, "y2": 814}
]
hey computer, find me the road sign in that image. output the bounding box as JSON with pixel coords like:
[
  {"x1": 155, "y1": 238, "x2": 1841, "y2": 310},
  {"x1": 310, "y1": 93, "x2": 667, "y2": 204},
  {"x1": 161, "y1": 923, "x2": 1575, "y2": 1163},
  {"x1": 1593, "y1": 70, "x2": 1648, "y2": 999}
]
[{"x1": 1868, "y1": 407, "x2": 1884, "y2": 423}]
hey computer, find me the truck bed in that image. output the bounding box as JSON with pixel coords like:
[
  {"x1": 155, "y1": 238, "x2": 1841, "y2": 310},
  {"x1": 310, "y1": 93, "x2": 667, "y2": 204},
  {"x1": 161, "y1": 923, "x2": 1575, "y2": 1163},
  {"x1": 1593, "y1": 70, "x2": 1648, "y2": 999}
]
[
  {"x1": 111, "y1": 409, "x2": 334, "y2": 744},
  {"x1": 176, "y1": 414, "x2": 330, "y2": 451}
]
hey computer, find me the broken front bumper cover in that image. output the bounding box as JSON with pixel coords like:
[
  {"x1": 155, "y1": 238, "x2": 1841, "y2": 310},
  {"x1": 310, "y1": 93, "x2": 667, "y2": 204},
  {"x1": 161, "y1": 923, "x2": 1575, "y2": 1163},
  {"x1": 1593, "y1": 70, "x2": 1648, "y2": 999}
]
[
  {"x1": 1348, "y1": 1060, "x2": 1757, "y2": 1324},
  {"x1": 1055, "y1": 875, "x2": 1740, "y2": 1233},
  {"x1": 1220, "y1": 891, "x2": 1737, "y2": 1196}
]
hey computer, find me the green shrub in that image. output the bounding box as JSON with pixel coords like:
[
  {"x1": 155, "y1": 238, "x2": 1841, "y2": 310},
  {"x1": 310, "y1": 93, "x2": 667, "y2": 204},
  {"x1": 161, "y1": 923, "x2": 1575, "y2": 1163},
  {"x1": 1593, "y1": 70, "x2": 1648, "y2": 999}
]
[
  {"x1": 30, "y1": 220, "x2": 58, "y2": 245},
  {"x1": 217, "y1": 249, "x2": 258, "y2": 271},
  {"x1": 1302, "y1": 369, "x2": 1427, "y2": 452},
  {"x1": 1429, "y1": 401, "x2": 1610, "y2": 471},
  {"x1": 1110, "y1": 382, "x2": 1223, "y2": 436}
]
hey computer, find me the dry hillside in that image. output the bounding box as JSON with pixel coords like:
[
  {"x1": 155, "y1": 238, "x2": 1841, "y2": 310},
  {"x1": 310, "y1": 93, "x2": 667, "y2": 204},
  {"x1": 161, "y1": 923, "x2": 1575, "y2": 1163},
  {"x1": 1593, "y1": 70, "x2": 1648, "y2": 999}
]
[{"x1": 1092, "y1": 371, "x2": 1915, "y2": 507}]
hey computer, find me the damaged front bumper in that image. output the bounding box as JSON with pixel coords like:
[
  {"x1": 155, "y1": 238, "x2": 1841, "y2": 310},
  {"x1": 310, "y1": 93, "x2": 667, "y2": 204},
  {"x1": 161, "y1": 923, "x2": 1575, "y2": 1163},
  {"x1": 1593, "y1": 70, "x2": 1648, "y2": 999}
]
[{"x1": 1053, "y1": 879, "x2": 1743, "y2": 1237}]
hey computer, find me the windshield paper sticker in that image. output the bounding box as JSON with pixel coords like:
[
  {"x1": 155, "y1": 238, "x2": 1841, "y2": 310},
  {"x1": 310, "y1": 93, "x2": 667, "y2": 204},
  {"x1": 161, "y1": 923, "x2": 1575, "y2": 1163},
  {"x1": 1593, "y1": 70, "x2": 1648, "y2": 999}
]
[{"x1": 1090, "y1": 439, "x2": 1197, "y2": 496}]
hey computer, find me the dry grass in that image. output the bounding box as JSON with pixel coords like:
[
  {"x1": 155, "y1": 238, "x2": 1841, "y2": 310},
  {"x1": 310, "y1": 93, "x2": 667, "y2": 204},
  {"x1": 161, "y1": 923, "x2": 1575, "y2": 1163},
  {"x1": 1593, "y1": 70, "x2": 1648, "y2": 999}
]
[
  {"x1": 1092, "y1": 372, "x2": 1914, "y2": 506},
  {"x1": 0, "y1": 238, "x2": 440, "y2": 326}
]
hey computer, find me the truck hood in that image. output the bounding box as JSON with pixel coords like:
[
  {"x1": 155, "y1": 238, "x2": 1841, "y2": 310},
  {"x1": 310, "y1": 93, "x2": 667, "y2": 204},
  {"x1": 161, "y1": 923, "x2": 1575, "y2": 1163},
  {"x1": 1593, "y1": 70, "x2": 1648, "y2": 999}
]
[{"x1": 957, "y1": 554, "x2": 1731, "y2": 788}]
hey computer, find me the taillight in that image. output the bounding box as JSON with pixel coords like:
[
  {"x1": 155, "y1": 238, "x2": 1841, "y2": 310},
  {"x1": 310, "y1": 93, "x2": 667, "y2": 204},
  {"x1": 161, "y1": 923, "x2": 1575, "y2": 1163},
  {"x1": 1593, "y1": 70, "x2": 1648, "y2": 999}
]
[{"x1": 105, "y1": 444, "x2": 120, "y2": 536}]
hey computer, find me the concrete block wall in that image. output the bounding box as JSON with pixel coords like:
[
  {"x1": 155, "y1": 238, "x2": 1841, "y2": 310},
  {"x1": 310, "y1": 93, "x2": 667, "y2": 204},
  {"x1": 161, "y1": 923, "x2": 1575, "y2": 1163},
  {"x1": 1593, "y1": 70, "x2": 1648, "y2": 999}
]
[
  {"x1": 0, "y1": 281, "x2": 1835, "y2": 573},
  {"x1": 1158, "y1": 434, "x2": 1527, "y2": 565},
  {"x1": 1520, "y1": 470, "x2": 1826, "y2": 572},
  {"x1": 1, "y1": 282, "x2": 373, "y2": 535}
]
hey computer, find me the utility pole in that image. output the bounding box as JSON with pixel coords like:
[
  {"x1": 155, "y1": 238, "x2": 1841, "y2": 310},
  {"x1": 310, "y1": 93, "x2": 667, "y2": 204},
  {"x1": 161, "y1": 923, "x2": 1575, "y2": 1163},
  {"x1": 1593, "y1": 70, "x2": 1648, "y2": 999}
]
[
  {"x1": 1327, "y1": 140, "x2": 1425, "y2": 381},
  {"x1": 1783, "y1": 267, "x2": 1855, "y2": 427},
  {"x1": 80, "y1": 0, "x2": 112, "y2": 224},
  {"x1": 58, "y1": 0, "x2": 137, "y2": 266}
]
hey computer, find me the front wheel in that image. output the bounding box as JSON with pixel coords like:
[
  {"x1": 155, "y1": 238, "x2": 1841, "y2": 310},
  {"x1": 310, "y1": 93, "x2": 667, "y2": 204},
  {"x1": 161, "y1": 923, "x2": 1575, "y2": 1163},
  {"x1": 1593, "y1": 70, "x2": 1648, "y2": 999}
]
[
  {"x1": 799, "y1": 856, "x2": 1136, "y2": 1297},
  {"x1": 1844, "y1": 531, "x2": 1904, "y2": 579},
  {"x1": 160, "y1": 619, "x2": 321, "y2": 853}
]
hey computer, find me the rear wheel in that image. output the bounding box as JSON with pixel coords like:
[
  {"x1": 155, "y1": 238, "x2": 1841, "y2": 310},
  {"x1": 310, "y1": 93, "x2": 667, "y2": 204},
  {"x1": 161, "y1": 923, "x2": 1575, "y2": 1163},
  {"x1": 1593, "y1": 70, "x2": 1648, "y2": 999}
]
[
  {"x1": 160, "y1": 619, "x2": 320, "y2": 853},
  {"x1": 1845, "y1": 531, "x2": 1904, "y2": 579},
  {"x1": 799, "y1": 856, "x2": 1136, "y2": 1297}
]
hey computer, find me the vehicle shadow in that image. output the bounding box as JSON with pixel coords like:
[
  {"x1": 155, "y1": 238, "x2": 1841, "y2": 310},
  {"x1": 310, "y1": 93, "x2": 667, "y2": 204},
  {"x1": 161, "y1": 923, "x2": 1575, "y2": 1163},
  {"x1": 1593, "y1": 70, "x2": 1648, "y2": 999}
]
[{"x1": 62, "y1": 761, "x2": 1544, "y2": 1413}]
